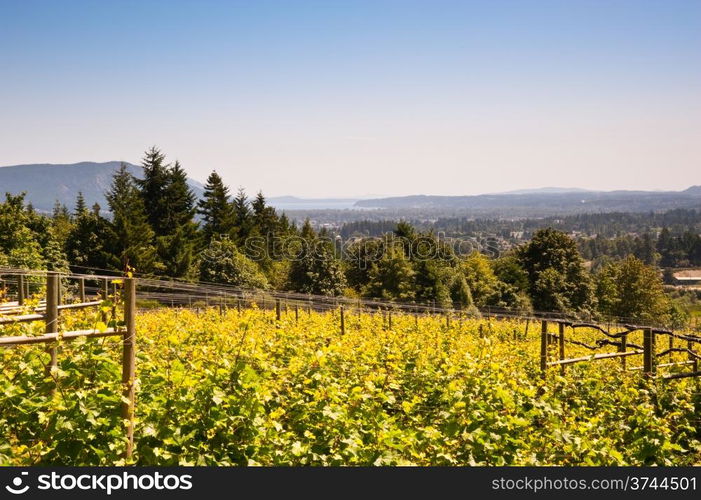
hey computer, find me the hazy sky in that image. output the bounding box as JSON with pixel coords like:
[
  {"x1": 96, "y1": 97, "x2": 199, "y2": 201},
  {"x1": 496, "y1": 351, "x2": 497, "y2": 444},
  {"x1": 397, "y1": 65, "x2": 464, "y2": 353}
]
[{"x1": 1, "y1": 0, "x2": 699, "y2": 197}]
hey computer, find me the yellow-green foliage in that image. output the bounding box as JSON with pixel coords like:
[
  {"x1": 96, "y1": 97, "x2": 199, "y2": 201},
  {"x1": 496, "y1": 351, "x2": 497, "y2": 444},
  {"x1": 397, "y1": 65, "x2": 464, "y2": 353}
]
[{"x1": 0, "y1": 306, "x2": 699, "y2": 465}]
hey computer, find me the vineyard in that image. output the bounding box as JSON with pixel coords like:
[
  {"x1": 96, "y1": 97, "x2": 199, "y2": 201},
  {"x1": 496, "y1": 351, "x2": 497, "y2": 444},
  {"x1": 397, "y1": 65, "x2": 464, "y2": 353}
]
[{"x1": 0, "y1": 270, "x2": 700, "y2": 466}]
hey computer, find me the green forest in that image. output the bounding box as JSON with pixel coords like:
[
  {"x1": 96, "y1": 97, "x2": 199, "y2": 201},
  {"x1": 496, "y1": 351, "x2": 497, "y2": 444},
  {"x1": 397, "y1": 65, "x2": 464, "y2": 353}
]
[{"x1": 0, "y1": 148, "x2": 694, "y2": 328}]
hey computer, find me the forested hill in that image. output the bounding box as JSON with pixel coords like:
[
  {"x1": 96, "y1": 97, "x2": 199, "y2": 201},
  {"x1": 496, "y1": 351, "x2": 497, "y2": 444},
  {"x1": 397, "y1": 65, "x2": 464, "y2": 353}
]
[
  {"x1": 355, "y1": 187, "x2": 701, "y2": 216},
  {"x1": 0, "y1": 162, "x2": 205, "y2": 213}
]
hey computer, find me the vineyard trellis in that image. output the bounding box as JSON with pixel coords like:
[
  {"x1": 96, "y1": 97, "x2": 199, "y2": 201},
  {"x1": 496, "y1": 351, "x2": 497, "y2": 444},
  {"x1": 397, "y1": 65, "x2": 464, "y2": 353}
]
[{"x1": 1, "y1": 267, "x2": 700, "y2": 459}]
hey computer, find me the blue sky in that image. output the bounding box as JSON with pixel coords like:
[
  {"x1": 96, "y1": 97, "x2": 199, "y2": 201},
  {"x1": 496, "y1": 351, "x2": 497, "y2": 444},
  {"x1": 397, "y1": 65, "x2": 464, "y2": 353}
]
[{"x1": 1, "y1": 0, "x2": 699, "y2": 197}]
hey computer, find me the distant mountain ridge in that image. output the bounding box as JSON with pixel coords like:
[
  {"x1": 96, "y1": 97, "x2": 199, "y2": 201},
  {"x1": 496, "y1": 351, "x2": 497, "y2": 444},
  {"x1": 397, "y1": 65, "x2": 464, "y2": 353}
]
[
  {"x1": 354, "y1": 186, "x2": 701, "y2": 216},
  {"x1": 1, "y1": 161, "x2": 699, "y2": 217},
  {"x1": 0, "y1": 161, "x2": 204, "y2": 213}
]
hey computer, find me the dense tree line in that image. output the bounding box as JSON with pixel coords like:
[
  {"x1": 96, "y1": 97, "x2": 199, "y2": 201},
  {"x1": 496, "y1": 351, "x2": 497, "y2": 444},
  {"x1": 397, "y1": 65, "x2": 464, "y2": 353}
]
[
  {"x1": 580, "y1": 229, "x2": 701, "y2": 269},
  {"x1": 0, "y1": 147, "x2": 689, "y2": 326},
  {"x1": 341, "y1": 209, "x2": 701, "y2": 239},
  {"x1": 342, "y1": 209, "x2": 701, "y2": 269}
]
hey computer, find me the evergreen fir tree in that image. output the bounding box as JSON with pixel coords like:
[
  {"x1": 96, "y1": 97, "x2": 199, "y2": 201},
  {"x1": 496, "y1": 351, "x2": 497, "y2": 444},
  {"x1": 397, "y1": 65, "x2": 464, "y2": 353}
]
[
  {"x1": 155, "y1": 160, "x2": 198, "y2": 277},
  {"x1": 74, "y1": 192, "x2": 88, "y2": 218},
  {"x1": 162, "y1": 160, "x2": 196, "y2": 234},
  {"x1": 197, "y1": 171, "x2": 235, "y2": 242},
  {"x1": 232, "y1": 188, "x2": 252, "y2": 243},
  {"x1": 106, "y1": 163, "x2": 160, "y2": 274},
  {"x1": 252, "y1": 190, "x2": 267, "y2": 217},
  {"x1": 137, "y1": 146, "x2": 171, "y2": 234}
]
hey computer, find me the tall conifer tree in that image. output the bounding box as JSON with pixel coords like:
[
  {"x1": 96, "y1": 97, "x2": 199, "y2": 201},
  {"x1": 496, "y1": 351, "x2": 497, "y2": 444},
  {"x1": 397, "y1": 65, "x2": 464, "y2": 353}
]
[
  {"x1": 106, "y1": 163, "x2": 159, "y2": 274},
  {"x1": 197, "y1": 171, "x2": 235, "y2": 242}
]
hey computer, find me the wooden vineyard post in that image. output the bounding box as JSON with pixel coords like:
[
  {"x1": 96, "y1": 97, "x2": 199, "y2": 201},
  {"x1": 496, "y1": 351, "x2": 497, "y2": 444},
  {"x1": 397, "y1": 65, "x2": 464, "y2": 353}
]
[
  {"x1": 101, "y1": 278, "x2": 109, "y2": 323},
  {"x1": 388, "y1": 311, "x2": 393, "y2": 330},
  {"x1": 558, "y1": 322, "x2": 565, "y2": 374},
  {"x1": 540, "y1": 320, "x2": 548, "y2": 376},
  {"x1": 446, "y1": 313, "x2": 451, "y2": 329},
  {"x1": 643, "y1": 327, "x2": 656, "y2": 377},
  {"x1": 295, "y1": 304, "x2": 299, "y2": 324},
  {"x1": 275, "y1": 299, "x2": 281, "y2": 322},
  {"x1": 237, "y1": 299, "x2": 242, "y2": 314},
  {"x1": 619, "y1": 333, "x2": 628, "y2": 369},
  {"x1": 45, "y1": 272, "x2": 59, "y2": 379},
  {"x1": 121, "y1": 277, "x2": 137, "y2": 461},
  {"x1": 524, "y1": 318, "x2": 530, "y2": 339},
  {"x1": 340, "y1": 306, "x2": 345, "y2": 335},
  {"x1": 111, "y1": 281, "x2": 118, "y2": 321},
  {"x1": 79, "y1": 278, "x2": 86, "y2": 303},
  {"x1": 689, "y1": 340, "x2": 698, "y2": 373},
  {"x1": 18, "y1": 274, "x2": 25, "y2": 306}
]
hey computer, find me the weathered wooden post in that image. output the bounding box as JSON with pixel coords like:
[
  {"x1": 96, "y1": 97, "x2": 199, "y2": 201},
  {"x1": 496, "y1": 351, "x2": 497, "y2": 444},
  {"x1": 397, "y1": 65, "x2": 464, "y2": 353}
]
[
  {"x1": 643, "y1": 327, "x2": 656, "y2": 376},
  {"x1": 524, "y1": 318, "x2": 530, "y2": 339},
  {"x1": 558, "y1": 322, "x2": 565, "y2": 374},
  {"x1": 18, "y1": 274, "x2": 25, "y2": 306},
  {"x1": 100, "y1": 278, "x2": 109, "y2": 323},
  {"x1": 237, "y1": 299, "x2": 242, "y2": 314},
  {"x1": 111, "y1": 281, "x2": 118, "y2": 321},
  {"x1": 121, "y1": 277, "x2": 137, "y2": 461},
  {"x1": 446, "y1": 313, "x2": 451, "y2": 329},
  {"x1": 275, "y1": 299, "x2": 281, "y2": 322},
  {"x1": 540, "y1": 320, "x2": 548, "y2": 376},
  {"x1": 45, "y1": 272, "x2": 59, "y2": 379},
  {"x1": 295, "y1": 304, "x2": 299, "y2": 324},
  {"x1": 619, "y1": 333, "x2": 628, "y2": 369},
  {"x1": 79, "y1": 278, "x2": 86, "y2": 303},
  {"x1": 689, "y1": 340, "x2": 698, "y2": 373},
  {"x1": 340, "y1": 306, "x2": 345, "y2": 335}
]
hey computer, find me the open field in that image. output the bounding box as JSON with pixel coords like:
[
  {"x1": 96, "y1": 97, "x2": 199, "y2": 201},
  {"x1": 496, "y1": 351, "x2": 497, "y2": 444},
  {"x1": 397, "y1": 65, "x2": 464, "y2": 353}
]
[{"x1": 1, "y1": 301, "x2": 699, "y2": 466}]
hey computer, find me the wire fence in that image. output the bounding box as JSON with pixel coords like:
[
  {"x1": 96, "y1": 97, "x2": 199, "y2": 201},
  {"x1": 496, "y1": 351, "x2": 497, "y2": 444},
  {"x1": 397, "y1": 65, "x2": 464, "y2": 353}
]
[{"x1": 2, "y1": 266, "x2": 698, "y2": 331}]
